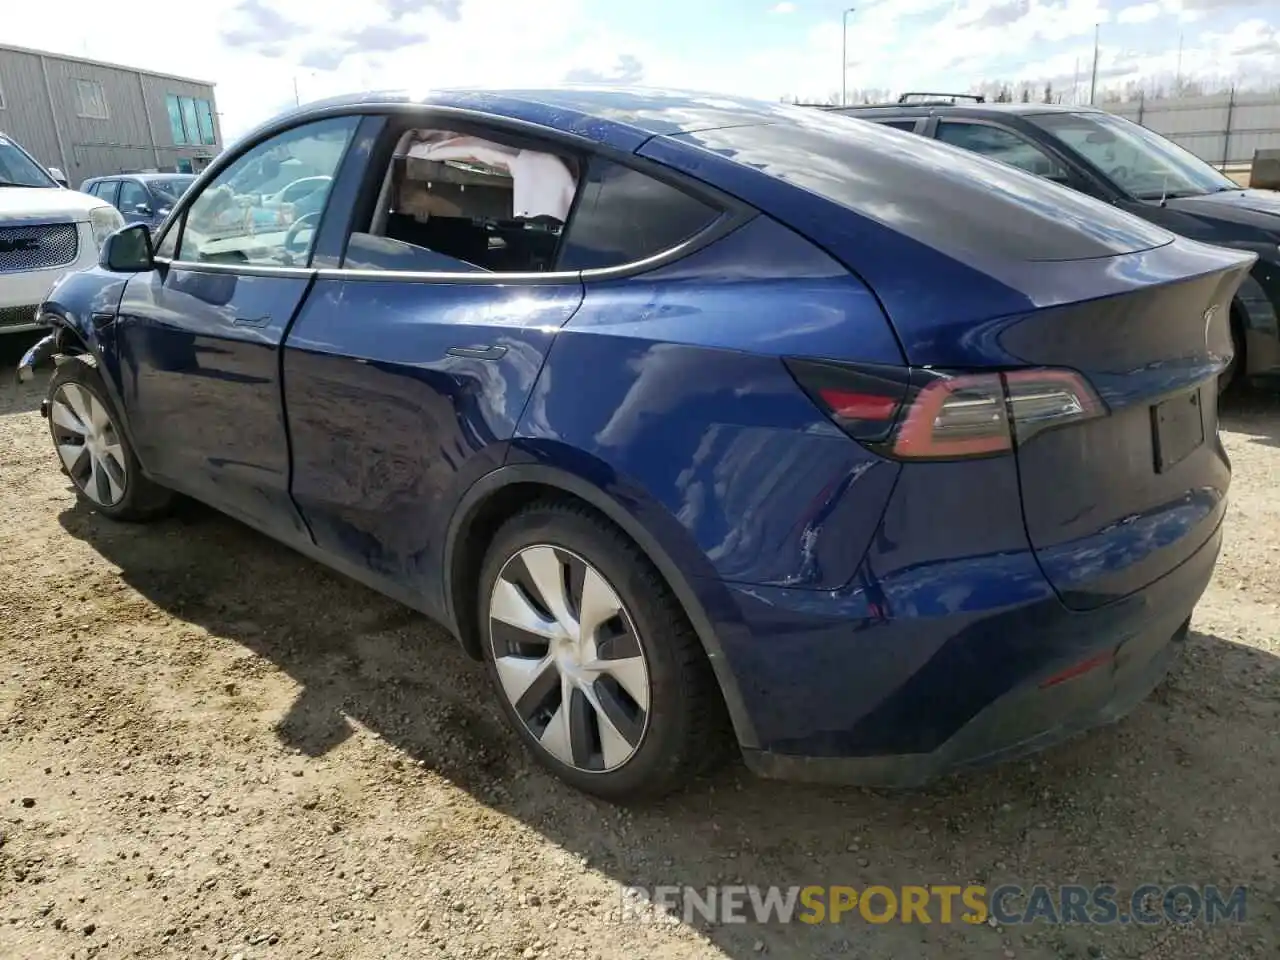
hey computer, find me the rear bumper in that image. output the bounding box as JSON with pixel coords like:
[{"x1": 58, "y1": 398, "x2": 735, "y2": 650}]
[{"x1": 732, "y1": 518, "x2": 1222, "y2": 787}]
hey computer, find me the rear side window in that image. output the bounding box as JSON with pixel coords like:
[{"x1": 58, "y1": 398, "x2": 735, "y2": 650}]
[
  {"x1": 935, "y1": 121, "x2": 1069, "y2": 180},
  {"x1": 876, "y1": 119, "x2": 921, "y2": 132},
  {"x1": 346, "y1": 127, "x2": 579, "y2": 274},
  {"x1": 93, "y1": 180, "x2": 118, "y2": 204},
  {"x1": 557, "y1": 157, "x2": 721, "y2": 271}
]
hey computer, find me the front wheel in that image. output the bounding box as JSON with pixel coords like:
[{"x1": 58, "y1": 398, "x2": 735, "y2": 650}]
[
  {"x1": 46, "y1": 356, "x2": 173, "y2": 521},
  {"x1": 478, "y1": 499, "x2": 729, "y2": 802}
]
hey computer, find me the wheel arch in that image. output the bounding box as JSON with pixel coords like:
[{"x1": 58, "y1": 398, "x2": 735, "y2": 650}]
[
  {"x1": 443, "y1": 462, "x2": 759, "y2": 751},
  {"x1": 1231, "y1": 273, "x2": 1279, "y2": 379}
]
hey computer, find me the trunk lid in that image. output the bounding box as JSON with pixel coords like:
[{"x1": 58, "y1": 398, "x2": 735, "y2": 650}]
[{"x1": 999, "y1": 253, "x2": 1253, "y2": 609}]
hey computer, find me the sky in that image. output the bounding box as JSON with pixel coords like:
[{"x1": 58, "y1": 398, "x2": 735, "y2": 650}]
[{"x1": 5, "y1": 0, "x2": 1279, "y2": 144}]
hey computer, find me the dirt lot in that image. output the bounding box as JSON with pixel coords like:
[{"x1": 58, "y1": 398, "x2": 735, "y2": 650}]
[{"x1": 1, "y1": 334, "x2": 1278, "y2": 960}]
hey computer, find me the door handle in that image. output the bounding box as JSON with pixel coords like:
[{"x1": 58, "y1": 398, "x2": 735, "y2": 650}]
[
  {"x1": 233, "y1": 314, "x2": 271, "y2": 328},
  {"x1": 447, "y1": 345, "x2": 507, "y2": 361},
  {"x1": 90, "y1": 312, "x2": 116, "y2": 331}
]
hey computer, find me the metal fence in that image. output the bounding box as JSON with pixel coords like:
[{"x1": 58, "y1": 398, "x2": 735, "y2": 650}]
[{"x1": 1101, "y1": 92, "x2": 1280, "y2": 167}]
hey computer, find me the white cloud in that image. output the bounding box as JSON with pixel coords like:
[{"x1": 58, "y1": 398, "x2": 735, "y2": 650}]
[
  {"x1": 1, "y1": 0, "x2": 1275, "y2": 142},
  {"x1": 1117, "y1": 2, "x2": 1162, "y2": 23},
  {"x1": 771, "y1": 2, "x2": 797, "y2": 12}
]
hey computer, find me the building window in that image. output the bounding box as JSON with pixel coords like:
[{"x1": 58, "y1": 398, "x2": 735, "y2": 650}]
[
  {"x1": 165, "y1": 94, "x2": 187, "y2": 144},
  {"x1": 195, "y1": 99, "x2": 216, "y2": 145},
  {"x1": 74, "y1": 79, "x2": 109, "y2": 120},
  {"x1": 165, "y1": 93, "x2": 217, "y2": 146},
  {"x1": 180, "y1": 97, "x2": 200, "y2": 148}
]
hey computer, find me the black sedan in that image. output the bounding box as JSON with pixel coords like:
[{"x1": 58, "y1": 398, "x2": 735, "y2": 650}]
[{"x1": 833, "y1": 99, "x2": 1280, "y2": 392}]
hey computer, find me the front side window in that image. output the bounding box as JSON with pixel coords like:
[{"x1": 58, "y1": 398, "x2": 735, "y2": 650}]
[
  {"x1": 75, "y1": 79, "x2": 109, "y2": 120},
  {"x1": 935, "y1": 121, "x2": 1069, "y2": 181},
  {"x1": 118, "y1": 181, "x2": 149, "y2": 213},
  {"x1": 558, "y1": 157, "x2": 721, "y2": 271},
  {"x1": 1030, "y1": 111, "x2": 1238, "y2": 200},
  {"x1": 176, "y1": 116, "x2": 357, "y2": 267},
  {"x1": 344, "y1": 128, "x2": 579, "y2": 274}
]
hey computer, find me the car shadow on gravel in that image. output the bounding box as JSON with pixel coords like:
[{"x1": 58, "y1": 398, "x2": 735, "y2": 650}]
[{"x1": 57, "y1": 499, "x2": 1280, "y2": 960}]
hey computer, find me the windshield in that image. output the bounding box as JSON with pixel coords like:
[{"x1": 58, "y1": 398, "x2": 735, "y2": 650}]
[
  {"x1": 0, "y1": 137, "x2": 57, "y2": 188},
  {"x1": 147, "y1": 176, "x2": 196, "y2": 205},
  {"x1": 1031, "y1": 111, "x2": 1237, "y2": 200}
]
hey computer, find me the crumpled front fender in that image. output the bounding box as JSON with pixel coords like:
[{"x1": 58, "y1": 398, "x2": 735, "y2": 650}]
[{"x1": 16, "y1": 332, "x2": 59, "y2": 383}]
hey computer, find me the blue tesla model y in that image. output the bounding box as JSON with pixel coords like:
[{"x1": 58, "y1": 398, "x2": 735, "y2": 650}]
[{"x1": 20, "y1": 89, "x2": 1255, "y2": 801}]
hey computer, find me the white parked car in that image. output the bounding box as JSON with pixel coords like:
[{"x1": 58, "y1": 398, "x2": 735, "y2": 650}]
[{"x1": 0, "y1": 133, "x2": 124, "y2": 334}]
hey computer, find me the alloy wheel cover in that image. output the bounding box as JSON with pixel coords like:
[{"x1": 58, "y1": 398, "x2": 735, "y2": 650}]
[
  {"x1": 488, "y1": 545, "x2": 651, "y2": 773},
  {"x1": 50, "y1": 383, "x2": 128, "y2": 507}
]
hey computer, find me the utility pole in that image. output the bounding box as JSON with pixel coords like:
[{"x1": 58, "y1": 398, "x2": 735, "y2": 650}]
[
  {"x1": 1072, "y1": 57, "x2": 1080, "y2": 105},
  {"x1": 1089, "y1": 22, "x2": 1100, "y2": 105},
  {"x1": 1175, "y1": 32, "x2": 1183, "y2": 93},
  {"x1": 841, "y1": 7, "x2": 855, "y2": 106},
  {"x1": 293, "y1": 76, "x2": 301, "y2": 107}
]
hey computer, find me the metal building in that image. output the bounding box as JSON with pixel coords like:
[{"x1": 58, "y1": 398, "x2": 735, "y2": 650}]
[{"x1": 0, "y1": 43, "x2": 222, "y2": 187}]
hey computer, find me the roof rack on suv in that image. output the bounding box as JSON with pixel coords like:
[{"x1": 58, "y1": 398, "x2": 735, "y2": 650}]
[{"x1": 897, "y1": 92, "x2": 986, "y2": 104}]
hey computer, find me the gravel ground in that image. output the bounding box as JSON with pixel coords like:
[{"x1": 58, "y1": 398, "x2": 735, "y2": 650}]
[{"x1": 1, "y1": 333, "x2": 1278, "y2": 960}]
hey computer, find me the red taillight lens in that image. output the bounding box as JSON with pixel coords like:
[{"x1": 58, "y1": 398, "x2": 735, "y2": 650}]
[{"x1": 786, "y1": 359, "x2": 1105, "y2": 461}]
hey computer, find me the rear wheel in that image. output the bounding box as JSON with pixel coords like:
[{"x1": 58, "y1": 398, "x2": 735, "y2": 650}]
[
  {"x1": 46, "y1": 356, "x2": 172, "y2": 521},
  {"x1": 1218, "y1": 308, "x2": 1246, "y2": 396},
  {"x1": 478, "y1": 499, "x2": 728, "y2": 802}
]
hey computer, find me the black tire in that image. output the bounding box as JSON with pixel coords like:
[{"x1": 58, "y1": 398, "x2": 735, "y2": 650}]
[
  {"x1": 478, "y1": 498, "x2": 730, "y2": 802},
  {"x1": 46, "y1": 355, "x2": 173, "y2": 522},
  {"x1": 1218, "y1": 310, "x2": 1246, "y2": 397}
]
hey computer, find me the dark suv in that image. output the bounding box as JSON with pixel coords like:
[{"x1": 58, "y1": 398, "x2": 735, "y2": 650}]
[
  {"x1": 832, "y1": 96, "x2": 1280, "y2": 390},
  {"x1": 80, "y1": 174, "x2": 196, "y2": 232}
]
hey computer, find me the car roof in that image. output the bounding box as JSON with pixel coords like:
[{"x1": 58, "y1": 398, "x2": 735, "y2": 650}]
[
  {"x1": 264, "y1": 86, "x2": 820, "y2": 152},
  {"x1": 86, "y1": 173, "x2": 194, "y2": 181},
  {"x1": 834, "y1": 101, "x2": 1101, "y2": 118}
]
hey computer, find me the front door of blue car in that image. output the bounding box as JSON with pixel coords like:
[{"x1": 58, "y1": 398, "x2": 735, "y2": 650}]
[{"x1": 114, "y1": 116, "x2": 358, "y2": 542}]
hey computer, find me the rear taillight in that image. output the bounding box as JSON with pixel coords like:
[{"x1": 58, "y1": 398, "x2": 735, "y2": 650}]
[{"x1": 786, "y1": 359, "x2": 1104, "y2": 461}]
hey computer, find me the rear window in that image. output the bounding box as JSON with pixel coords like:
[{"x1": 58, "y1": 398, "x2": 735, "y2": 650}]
[{"x1": 674, "y1": 112, "x2": 1174, "y2": 263}]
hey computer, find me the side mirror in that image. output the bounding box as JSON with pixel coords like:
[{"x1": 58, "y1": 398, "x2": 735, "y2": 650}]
[
  {"x1": 100, "y1": 223, "x2": 155, "y2": 272},
  {"x1": 48, "y1": 166, "x2": 68, "y2": 186}
]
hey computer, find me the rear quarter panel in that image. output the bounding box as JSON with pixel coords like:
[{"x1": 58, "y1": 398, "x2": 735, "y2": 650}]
[{"x1": 512, "y1": 215, "x2": 904, "y2": 591}]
